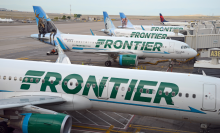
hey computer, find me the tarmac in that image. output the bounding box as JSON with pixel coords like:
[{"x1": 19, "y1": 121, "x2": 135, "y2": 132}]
[{"x1": 1, "y1": 20, "x2": 220, "y2": 133}]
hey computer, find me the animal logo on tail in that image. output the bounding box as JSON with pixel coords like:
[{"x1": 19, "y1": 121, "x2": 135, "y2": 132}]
[{"x1": 35, "y1": 10, "x2": 57, "y2": 45}]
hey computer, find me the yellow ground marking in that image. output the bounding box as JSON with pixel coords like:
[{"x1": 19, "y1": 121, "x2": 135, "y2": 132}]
[
  {"x1": 130, "y1": 124, "x2": 197, "y2": 133},
  {"x1": 72, "y1": 125, "x2": 131, "y2": 133},
  {"x1": 135, "y1": 128, "x2": 141, "y2": 133},
  {"x1": 72, "y1": 124, "x2": 197, "y2": 133},
  {"x1": 16, "y1": 58, "x2": 29, "y2": 60},
  {"x1": 130, "y1": 65, "x2": 193, "y2": 70},
  {"x1": 106, "y1": 125, "x2": 114, "y2": 133}
]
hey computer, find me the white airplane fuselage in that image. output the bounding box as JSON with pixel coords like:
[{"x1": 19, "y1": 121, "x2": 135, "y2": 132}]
[
  {"x1": 162, "y1": 22, "x2": 189, "y2": 26},
  {"x1": 132, "y1": 25, "x2": 185, "y2": 32},
  {"x1": 112, "y1": 29, "x2": 184, "y2": 38},
  {"x1": 32, "y1": 34, "x2": 196, "y2": 59},
  {"x1": 1, "y1": 58, "x2": 220, "y2": 125}
]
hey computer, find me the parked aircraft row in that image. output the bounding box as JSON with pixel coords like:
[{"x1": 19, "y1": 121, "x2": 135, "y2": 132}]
[
  {"x1": 117, "y1": 12, "x2": 186, "y2": 31},
  {"x1": 31, "y1": 8, "x2": 196, "y2": 67},
  {"x1": 101, "y1": 11, "x2": 185, "y2": 42},
  {"x1": 0, "y1": 6, "x2": 216, "y2": 133}
]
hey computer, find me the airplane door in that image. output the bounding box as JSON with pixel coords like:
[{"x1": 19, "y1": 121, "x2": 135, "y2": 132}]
[
  {"x1": 202, "y1": 84, "x2": 216, "y2": 111},
  {"x1": 98, "y1": 78, "x2": 108, "y2": 99},
  {"x1": 168, "y1": 42, "x2": 175, "y2": 53}
]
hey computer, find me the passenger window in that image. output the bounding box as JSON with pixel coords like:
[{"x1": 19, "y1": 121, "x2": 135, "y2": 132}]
[
  {"x1": 3, "y1": 76, "x2": 6, "y2": 80},
  {"x1": 92, "y1": 84, "x2": 96, "y2": 88},
  {"x1": 76, "y1": 82, "x2": 78, "y2": 86},
  {"x1": 9, "y1": 76, "x2": 11, "y2": 80},
  {"x1": 179, "y1": 92, "x2": 182, "y2": 97},
  {"x1": 42, "y1": 79, "x2": 45, "y2": 83},
  {"x1": 87, "y1": 83, "x2": 90, "y2": 88},
  {"x1": 19, "y1": 77, "x2": 22, "y2": 81},
  {"x1": 186, "y1": 93, "x2": 189, "y2": 98},
  {"x1": 30, "y1": 78, "x2": 33, "y2": 82},
  {"x1": 36, "y1": 79, "x2": 39, "y2": 83},
  {"x1": 140, "y1": 88, "x2": 143, "y2": 93},
  {"x1": 70, "y1": 82, "x2": 73, "y2": 86},
  {"x1": 14, "y1": 77, "x2": 17, "y2": 81},
  {"x1": 165, "y1": 91, "x2": 169, "y2": 96},
  {"x1": 51, "y1": 80, "x2": 54, "y2": 84},
  {"x1": 192, "y1": 94, "x2": 196, "y2": 98},
  {"x1": 64, "y1": 81, "x2": 67, "y2": 86},
  {"x1": 172, "y1": 92, "x2": 175, "y2": 96},
  {"x1": 158, "y1": 90, "x2": 162, "y2": 95},
  {"x1": 115, "y1": 86, "x2": 119, "y2": 91},
  {"x1": 146, "y1": 89, "x2": 149, "y2": 94},
  {"x1": 25, "y1": 78, "x2": 28, "y2": 82},
  {"x1": 128, "y1": 87, "x2": 131, "y2": 92}
]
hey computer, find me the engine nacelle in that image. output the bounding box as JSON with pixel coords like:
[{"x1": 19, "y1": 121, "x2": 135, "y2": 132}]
[
  {"x1": 19, "y1": 113, "x2": 72, "y2": 133},
  {"x1": 118, "y1": 54, "x2": 138, "y2": 66}
]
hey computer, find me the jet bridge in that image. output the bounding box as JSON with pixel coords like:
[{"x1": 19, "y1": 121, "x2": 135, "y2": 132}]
[{"x1": 192, "y1": 48, "x2": 220, "y2": 78}]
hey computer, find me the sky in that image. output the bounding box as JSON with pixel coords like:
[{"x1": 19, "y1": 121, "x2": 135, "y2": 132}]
[{"x1": 1, "y1": 0, "x2": 220, "y2": 16}]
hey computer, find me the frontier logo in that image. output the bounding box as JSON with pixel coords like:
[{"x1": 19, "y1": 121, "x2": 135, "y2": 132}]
[{"x1": 20, "y1": 70, "x2": 45, "y2": 90}]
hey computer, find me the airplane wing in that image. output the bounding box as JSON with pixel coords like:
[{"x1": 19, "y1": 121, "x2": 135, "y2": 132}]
[{"x1": 0, "y1": 95, "x2": 64, "y2": 110}]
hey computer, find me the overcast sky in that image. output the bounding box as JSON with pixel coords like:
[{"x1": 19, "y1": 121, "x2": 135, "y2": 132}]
[{"x1": 1, "y1": 0, "x2": 220, "y2": 16}]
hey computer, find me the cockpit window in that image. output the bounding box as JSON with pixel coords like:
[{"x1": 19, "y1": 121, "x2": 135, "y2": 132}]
[{"x1": 181, "y1": 45, "x2": 190, "y2": 49}]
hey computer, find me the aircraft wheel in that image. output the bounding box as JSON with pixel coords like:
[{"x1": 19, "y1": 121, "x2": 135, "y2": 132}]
[
  {"x1": 0, "y1": 122, "x2": 9, "y2": 133},
  {"x1": 105, "y1": 61, "x2": 111, "y2": 67}
]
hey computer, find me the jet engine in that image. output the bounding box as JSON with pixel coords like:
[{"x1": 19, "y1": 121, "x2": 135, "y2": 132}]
[
  {"x1": 9, "y1": 113, "x2": 72, "y2": 133},
  {"x1": 116, "y1": 54, "x2": 138, "y2": 66}
]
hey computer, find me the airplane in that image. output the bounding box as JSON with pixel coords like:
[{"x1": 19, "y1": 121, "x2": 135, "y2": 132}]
[
  {"x1": 31, "y1": 6, "x2": 197, "y2": 67},
  {"x1": 102, "y1": 11, "x2": 185, "y2": 42},
  {"x1": 160, "y1": 13, "x2": 190, "y2": 26},
  {"x1": 0, "y1": 37, "x2": 219, "y2": 133},
  {"x1": 0, "y1": 18, "x2": 14, "y2": 23},
  {"x1": 118, "y1": 12, "x2": 185, "y2": 32}
]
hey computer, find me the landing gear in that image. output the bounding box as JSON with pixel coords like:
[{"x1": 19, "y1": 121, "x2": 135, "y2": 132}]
[
  {"x1": 105, "y1": 61, "x2": 111, "y2": 67},
  {"x1": 0, "y1": 122, "x2": 14, "y2": 133}
]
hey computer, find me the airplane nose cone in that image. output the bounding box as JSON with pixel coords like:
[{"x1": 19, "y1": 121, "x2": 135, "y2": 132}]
[
  {"x1": 189, "y1": 49, "x2": 197, "y2": 58},
  {"x1": 192, "y1": 49, "x2": 197, "y2": 57}
]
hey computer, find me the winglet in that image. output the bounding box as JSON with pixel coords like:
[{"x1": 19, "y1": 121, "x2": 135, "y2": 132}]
[
  {"x1": 141, "y1": 25, "x2": 145, "y2": 30},
  {"x1": 55, "y1": 38, "x2": 71, "y2": 64},
  {"x1": 202, "y1": 70, "x2": 206, "y2": 76},
  {"x1": 90, "y1": 29, "x2": 94, "y2": 36}
]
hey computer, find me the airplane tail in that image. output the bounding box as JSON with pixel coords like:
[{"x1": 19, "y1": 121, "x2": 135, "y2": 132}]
[
  {"x1": 103, "y1": 11, "x2": 116, "y2": 36},
  {"x1": 33, "y1": 6, "x2": 61, "y2": 44},
  {"x1": 159, "y1": 13, "x2": 168, "y2": 22},
  {"x1": 119, "y1": 12, "x2": 134, "y2": 28}
]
